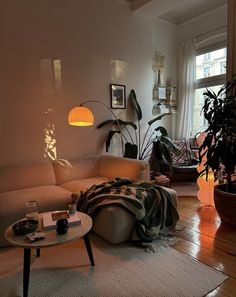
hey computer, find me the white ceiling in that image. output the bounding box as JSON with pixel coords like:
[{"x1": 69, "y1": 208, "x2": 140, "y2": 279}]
[{"x1": 126, "y1": 0, "x2": 227, "y2": 25}]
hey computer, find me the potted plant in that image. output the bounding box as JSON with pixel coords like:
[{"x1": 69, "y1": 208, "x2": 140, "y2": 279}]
[
  {"x1": 97, "y1": 89, "x2": 179, "y2": 170},
  {"x1": 199, "y1": 75, "x2": 236, "y2": 227}
]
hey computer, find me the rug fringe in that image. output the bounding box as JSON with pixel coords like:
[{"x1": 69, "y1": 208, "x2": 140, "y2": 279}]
[{"x1": 142, "y1": 235, "x2": 179, "y2": 253}]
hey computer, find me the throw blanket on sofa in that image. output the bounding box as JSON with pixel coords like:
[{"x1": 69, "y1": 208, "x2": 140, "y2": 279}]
[{"x1": 74, "y1": 178, "x2": 179, "y2": 242}]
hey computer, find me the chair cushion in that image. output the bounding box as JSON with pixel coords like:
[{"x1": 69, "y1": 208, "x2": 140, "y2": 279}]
[{"x1": 171, "y1": 140, "x2": 192, "y2": 166}]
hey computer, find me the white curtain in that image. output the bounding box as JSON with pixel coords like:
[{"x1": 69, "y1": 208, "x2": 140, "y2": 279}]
[{"x1": 176, "y1": 38, "x2": 196, "y2": 139}]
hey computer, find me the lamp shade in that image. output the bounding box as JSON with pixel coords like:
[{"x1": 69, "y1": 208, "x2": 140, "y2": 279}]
[{"x1": 68, "y1": 106, "x2": 94, "y2": 126}]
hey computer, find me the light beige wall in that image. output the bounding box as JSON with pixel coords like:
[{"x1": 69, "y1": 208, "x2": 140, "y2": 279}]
[
  {"x1": 0, "y1": 0, "x2": 177, "y2": 165},
  {"x1": 152, "y1": 19, "x2": 178, "y2": 138}
]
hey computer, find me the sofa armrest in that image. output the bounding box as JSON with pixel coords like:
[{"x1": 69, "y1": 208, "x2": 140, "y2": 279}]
[{"x1": 98, "y1": 154, "x2": 150, "y2": 181}]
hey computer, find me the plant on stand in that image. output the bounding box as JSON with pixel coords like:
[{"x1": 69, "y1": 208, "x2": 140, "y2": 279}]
[
  {"x1": 199, "y1": 75, "x2": 236, "y2": 226},
  {"x1": 97, "y1": 89, "x2": 179, "y2": 173}
]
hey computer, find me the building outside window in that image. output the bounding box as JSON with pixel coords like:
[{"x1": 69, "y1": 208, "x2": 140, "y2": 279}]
[
  {"x1": 203, "y1": 66, "x2": 210, "y2": 77},
  {"x1": 203, "y1": 52, "x2": 210, "y2": 60},
  {"x1": 192, "y1": 47, "x2": 227, "y2": 136}
]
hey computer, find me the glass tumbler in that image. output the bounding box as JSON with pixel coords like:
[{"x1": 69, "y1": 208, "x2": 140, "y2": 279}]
[{"x1": 26, "y1": 200, "x2": 38, "y2": 221}]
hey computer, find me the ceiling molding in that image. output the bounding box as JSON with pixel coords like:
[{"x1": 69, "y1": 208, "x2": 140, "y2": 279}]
[
  {"x1": 125, "y1": 0, "x2": 227, "y2": 25},
  {"x1": 126, "y1": 0, "x2": 151, "y2": 11}
]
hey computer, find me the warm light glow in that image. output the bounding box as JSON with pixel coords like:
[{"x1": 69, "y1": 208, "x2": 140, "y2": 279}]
[
  {"x1": 44, "y1": 109, "x2": 57, "y2": 160},
  {"x1": 68, "y1": 106, "x2": 94, "y2": 126},
  {"x1": 197, "y1": 168, "x2": 215, "y2": 207},
  {"x1": 196, "y1": 132, "x2": 215, "y2": 207}
]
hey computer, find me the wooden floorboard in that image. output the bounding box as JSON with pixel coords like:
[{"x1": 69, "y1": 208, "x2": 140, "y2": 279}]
[{"x1": 172, "y1": 194, "x2": 236, "y2": 296}]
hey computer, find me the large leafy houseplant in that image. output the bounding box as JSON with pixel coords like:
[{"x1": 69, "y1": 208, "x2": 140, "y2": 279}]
[
  {"x1": 97, "y1": 90, "x2": 179, "y2": 168},
  {"x1": 199, "y1": 75, "x2": 236, "y2": 193}
]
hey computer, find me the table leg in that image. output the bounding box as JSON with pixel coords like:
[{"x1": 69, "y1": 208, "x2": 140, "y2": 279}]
[
  {"x1": 36, "y1": 248, "x2": 40, "y2": 257},
  {"x1": 23, "y1": 248, "x2": 31, "y2": 297},
  {"x1": 83, "y1": 233, "x2": 95, "y2": 266}
]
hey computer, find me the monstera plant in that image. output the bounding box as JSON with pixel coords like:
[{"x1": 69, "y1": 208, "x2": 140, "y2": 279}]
[{"x1": 97, "y1": 89, "x2": 179, "y2": 167}]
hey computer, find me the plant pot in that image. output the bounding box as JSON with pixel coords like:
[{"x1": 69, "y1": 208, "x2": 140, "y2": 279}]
[{"x1": 214, "y1": 184, "x2": 236, "y2": 227}]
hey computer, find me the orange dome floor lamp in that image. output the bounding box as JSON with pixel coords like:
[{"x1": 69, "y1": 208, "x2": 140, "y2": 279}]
[
  {"x1": 68, "y1": 100, "x2": 124, "y2": 154},
  {"x1": 196, "y1": 132, "x2": 215, "y2": 208}
]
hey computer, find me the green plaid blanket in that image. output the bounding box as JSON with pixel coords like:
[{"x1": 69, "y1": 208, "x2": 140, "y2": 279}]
[{"x1": 73, "y1": 178, "x2": 179, "y2": 242}]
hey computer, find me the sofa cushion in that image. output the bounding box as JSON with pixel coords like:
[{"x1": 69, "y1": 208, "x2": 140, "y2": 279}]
[
  {"x1": 98, "y1": 155, "x2": 150, "y2": 181},
  {"x1": 52, "y1": 157, "x2": 99, "y2": 185},
  {"x1": 60, "y1": 177, "x2": 109, "y2": 192},
  {"x1": 0, "y1": 162, "x2": 56, "y2": 193},
  {"x1": 171, "y1": 140, "x2": 192, "y2": 166}
]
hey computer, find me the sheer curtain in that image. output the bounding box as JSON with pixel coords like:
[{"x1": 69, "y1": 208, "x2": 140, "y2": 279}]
[{"x1": 176, "y1": 38, "x2": 196, "y2": 139}]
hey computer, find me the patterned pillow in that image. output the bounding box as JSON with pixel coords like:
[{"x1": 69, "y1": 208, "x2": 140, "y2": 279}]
[{"x1": 171, "y1": 140, "x2": 192, "y2": 166}]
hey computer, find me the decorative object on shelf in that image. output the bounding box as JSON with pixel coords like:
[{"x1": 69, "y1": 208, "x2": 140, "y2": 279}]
[
  {"x1": 12, "y1": 220, "x2": 38, "y2": 236},
  {"x1": 152, "y1": 104, "x2": 170, "y2": 115},
  {"x1": 199, "y1": 74, "x2": 236, "y2": 226},
  {"x1": 153, "y1": 85, "x2": 166, "y2": 102},
  {"x1": 152, "y1": 51, "x2": 167, "y2": 113},
  {"x1": 110, "y1": 84, "x2": 126, "y2": 109},
  {"x1": 166, "y1": 85, "x2": 177, "y2": 107},
  {"x1": 152, "y1": 51, "x2": 165, "y2": 86},
  {"x1": 56, "y1": 219, "x2": 69, "y2": 234}
]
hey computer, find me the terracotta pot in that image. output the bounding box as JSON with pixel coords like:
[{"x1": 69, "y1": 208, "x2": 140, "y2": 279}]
[{"x1": 214, "y1": 184, "x2": 236, "y2": 227}]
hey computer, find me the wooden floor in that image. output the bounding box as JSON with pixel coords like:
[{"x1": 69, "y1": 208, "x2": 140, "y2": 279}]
[{"x1": 173, "y1": 195, "x2": 236, "y2": 297}]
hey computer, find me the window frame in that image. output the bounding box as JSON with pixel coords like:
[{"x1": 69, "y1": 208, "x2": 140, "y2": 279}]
[
  {"x1": 193, "y1": 44, "x2": 227, "y2": 135},
  {"x1": 195, "y1": 44, "x2": 227, "y2": 88}
]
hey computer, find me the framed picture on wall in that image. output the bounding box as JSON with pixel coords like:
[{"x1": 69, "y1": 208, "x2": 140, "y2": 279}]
[{"x1": 110, "y1": 84, "x2": 126, "y2": 109}]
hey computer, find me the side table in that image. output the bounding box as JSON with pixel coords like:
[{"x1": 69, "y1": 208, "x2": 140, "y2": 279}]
[{"x1": 5, "y1": 211, "x2": 94, "y2": 297}]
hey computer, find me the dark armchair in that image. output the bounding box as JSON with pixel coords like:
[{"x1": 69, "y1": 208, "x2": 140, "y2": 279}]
[
  {"x1": 149, "y1": 138, "x2": 199, "y2": 182},
  {"x1": 170, "y1": 138, "x2": 198, "y2": 182}
]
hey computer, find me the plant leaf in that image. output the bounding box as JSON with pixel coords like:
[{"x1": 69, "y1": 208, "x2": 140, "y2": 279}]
[
  {"x1": 129, "y1": 89, "x2": 142, "y2": 121},
  {"x1": 105, "y1": 130, "x2": 120, "y2": 152},
  {"x1": 148, "y1": 113, "x2": 169, "y2": 126},
  {"x1": 97, "y1": 119, "x2": 115, "y2": 129},
  {"x1": 159, "y1": 142, "x2": 173, "y2": 164},
  {"x1": 160, "y1": 136, "x2": 181, "y2": 154},
  {"x1": 155, "y1": 126, "x2": 168, "y2": 136},
  {"x1": 117, "y1": 119, "x2": 137, "y2": 130}
]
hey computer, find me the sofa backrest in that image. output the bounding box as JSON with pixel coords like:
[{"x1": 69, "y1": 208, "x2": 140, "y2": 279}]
[
  {"x1": 98, "y1": 155, "x2": 150, "y2": 181},
  {"x1": 52, "y1": 157, "x2": 100, "y2": 185},
  {"x1": 0, "y1": 162, "x2": 56, "y2": 193}
]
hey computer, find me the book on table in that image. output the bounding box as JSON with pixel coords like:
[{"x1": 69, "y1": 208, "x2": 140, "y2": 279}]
[{"x1": 43, "y1": 211, "x2": 81, "y2": 230}]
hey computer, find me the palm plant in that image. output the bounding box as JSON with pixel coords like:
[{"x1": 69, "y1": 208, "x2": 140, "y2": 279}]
[
  {"x1": 199, "y1": 75, "x2": 236, "y2": 193},
  {"x1": 97, "y1": 89, "x2": 179, "y2": 164}
]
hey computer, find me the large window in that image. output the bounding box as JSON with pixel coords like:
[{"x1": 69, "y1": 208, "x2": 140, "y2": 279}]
[{"x1": 192, "y1": 47, "x2": 227, "y2": 135}]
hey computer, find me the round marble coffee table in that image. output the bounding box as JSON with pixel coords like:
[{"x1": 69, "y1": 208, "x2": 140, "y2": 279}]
[{"x1": 5, "y1": 211, "x2": 94, "y2": 297}]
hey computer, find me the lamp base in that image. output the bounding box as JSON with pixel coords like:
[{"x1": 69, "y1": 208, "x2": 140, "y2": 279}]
[{"x1": 198, "y1": 204, "x2": 215, "y2": 212}]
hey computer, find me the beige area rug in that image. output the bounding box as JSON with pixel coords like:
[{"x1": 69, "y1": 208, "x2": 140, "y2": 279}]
[
  {"x1": 0, "y1": 235, "x2": 227, "y2": 297},
  {"x1": 172, "y1": 181, "x2": 199, "y2": 197}
]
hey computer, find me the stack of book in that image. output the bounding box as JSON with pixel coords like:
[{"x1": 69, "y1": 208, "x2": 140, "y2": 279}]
[{"x1": 42, "y1": 211, "x2": 81, "y2": 230}]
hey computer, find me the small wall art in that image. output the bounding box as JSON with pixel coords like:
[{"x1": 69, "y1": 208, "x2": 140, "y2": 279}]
[{"x1": 110, "y1": 84, "x2": 126, "y2": 109}]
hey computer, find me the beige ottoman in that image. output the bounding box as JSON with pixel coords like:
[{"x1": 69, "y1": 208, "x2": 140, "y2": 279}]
[{"x1": 92, "y1": 187, "x2": 178, "y2": 244}]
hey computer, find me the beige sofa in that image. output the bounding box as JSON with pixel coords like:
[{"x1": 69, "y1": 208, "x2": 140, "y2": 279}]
[{"x1": 0, "y1": 154, "x2": 177, "y2": 246}]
